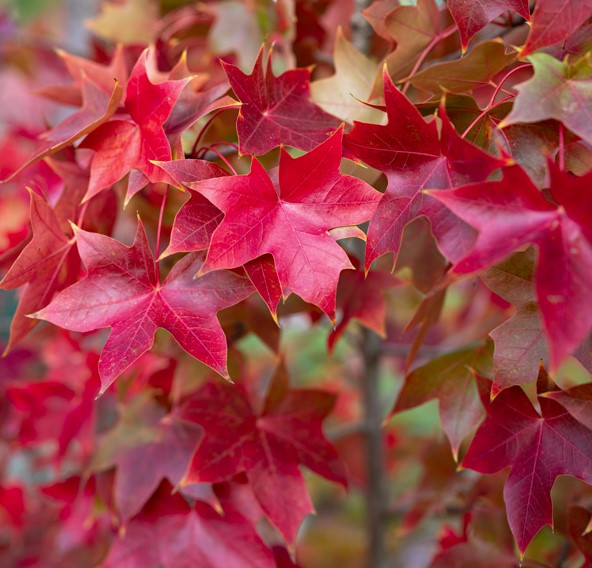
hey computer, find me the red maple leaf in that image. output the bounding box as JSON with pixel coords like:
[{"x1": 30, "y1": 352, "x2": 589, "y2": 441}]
[
  {"x1": 343, "y1": 71, "x2": 505, "y2": 272},
  {"x1": 33, "y1": 219, "x2": 254, "y2": 392},
  {"x1": 1, "y1": 77, "x2": 122, "y2": 184},
  {"x1": 447, "y1": 0, "x2": 530, "y2": 50},
  {"x1": 430, "y1": 163, "x2": 592, "y2": 369},
  {"x1": 0, "y1": 190, "x2": 79, "y2": 352},
  {"x1": 521, "y1": 0, "x2": 592, "y2": 56},
  {"x1": 223, "y1": 47, "x2": 340, "y2": 155},
  {"x1": 1, "y1": 156, "x2": 116, "y2": 352},
  {"x1": 80, "y1": 48, "x2": 190, "y2": 204},
  {"x1": 179, "y1": 365, "x2": 347, "y2": 543},
  {"x1": 92, "y1": 393, "x2": 203, "y2": 522},
  {"x1": 543, "y1": 382, "x2": 592, "y2": 431},
  {"x1": 37, "y1": 44, "x2": 129, "y2": 107},
  {"x1": 157, "y1": 129, "x2": 381, "y2": 320},
  {"x1": 328, "y1": 261, "x2": 399, "y2": 352},
  {"x1": 462, "y1": 368, "x2": 592, "y2": 553},
  {"x1": 393, "y1": 342, "x2": 493, "y2": 458},
  {"x1": 102, "y1": 483, "x2": 275, "y2": 568},
  {"x1": 158, "y1": 161, "x2": 228, "y2": 258}
]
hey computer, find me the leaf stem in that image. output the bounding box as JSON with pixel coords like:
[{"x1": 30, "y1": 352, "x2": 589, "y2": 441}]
[
  {"x1": 155, "y1": 185, "x2": 169, "y2": 285},
  {"x1": 461, "y1": 93, "x2": 514, "y2": 139},
  {"x1": 486, "y1": 63, "x2": 531, "y2": 108},
  {"x1": 190, "y1": 109, "x2": 226, "y2": 158},
  {"x1": 75, "y1": 200, "x2": 89, "y2": 227},
  {"x1": 198, "y1": 145, "x2": 238, "y2": 175}
]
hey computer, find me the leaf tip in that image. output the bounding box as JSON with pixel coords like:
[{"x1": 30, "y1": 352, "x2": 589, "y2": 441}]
[
  {"x1": 270, "y1": 310, "x2": 279, "y2": 326},
  {"x1": 157, "y1": 248, "x2": 171, "y2": 261},
  {"x1": 490, "y1": 383, "x2": 502, "y2": 401},
  {"x1": 69, "y1": 220, "x2": 81, "y2": 235}
]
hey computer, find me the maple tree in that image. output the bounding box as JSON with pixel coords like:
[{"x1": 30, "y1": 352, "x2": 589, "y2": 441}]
[{"x1": 1, "y1": 0, "x2": 592, "y2": 567}]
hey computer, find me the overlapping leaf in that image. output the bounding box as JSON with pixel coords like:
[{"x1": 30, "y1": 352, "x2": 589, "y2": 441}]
[
  {"x1": 310, "y1": 28, "x2": 382, "y2": 124},
  {"x1": 501, "y1": 53, "x2": 592, "y2": 146},
  {"x1": 344, "y1": 71, "x2": 505, "y2": 272},
  {"x1": 81, "y1": 48, "x2": 189, "y2": 203},
  {"x1": 380, "y1": 0, "x2": 444, "y2": 82},
  {"x1": 462, "y1": 368, "x2": 592, "y2": 553},
  {"x1": 481, "y1": 249, "x2": 548, "y2": 395},
  {"x1": 521, "y1": 0, "x2": 592, "y2": 56},
  {"x1": 103, "y1": 484, "x2": 274, "y2": 568},
  {"x1": 0, "y1": 77, "x2": 122, "y2": 184},
  {"x1": 34, "y1": 220, "x2": 254, "y2": 392},
  {"x1": 447, "y1": 0, "x2": 529, "y2": 50},
  {"x1": 431, "y1": 163, "x2": 592, "y2": 369},
  {"x1": 223, "y1": 47, "x2": 340, "y2": 155},
  {"x1": 91, "y1": 394, "x2": 203, "y2": 522},
  {"x1": 393, "y1": 342, "x2": 493, "y2": 458},
  {"x1": 0, "y1": 159, "x2": 117, "y2": 353},
  {"x1": 408, "y1": 40, "x2": 517, "y2": 95},
  {"x1": 158, "y1": 129, "x2": 381, "y2": 320},
  {"x1": 328, "y1": 264, "x2": 398, "y2": 351},
  {"x1": 179, "y1": 366, "x2": 347, "y2": 543}
]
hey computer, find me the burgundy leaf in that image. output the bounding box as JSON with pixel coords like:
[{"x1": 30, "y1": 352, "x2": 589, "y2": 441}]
[{"x1": 223, "y1": 47, "x2": 340, "y2": 155}]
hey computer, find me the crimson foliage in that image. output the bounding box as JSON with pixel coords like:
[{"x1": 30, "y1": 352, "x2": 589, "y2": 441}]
[{"x1": 1, "y1": 0, "x2": 592, "y2": 566}]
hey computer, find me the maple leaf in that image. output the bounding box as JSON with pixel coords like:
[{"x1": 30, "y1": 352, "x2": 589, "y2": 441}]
[
  {"x1": 343, "y1": 71, "x2": 505, "y2": 272},
  {"x1": 37, "y1": 45, "x2": 129, "y2": 107},
  {"x1": 568, "y1": 506, "x2": 592, "y2": 563},
  {"x1": 521, "y1": 0, "x2": 592, "y2": 57},
  {"x1": 179, "y1": 365, "x2": 347, "y2": 543},
  {"x1": 328, "y1": 264, "x2": 398, "y2": 352},
  {"x1": 407, "y1": 40, "x2": 517, "y2": 95},
  {"x1": 447, "y1": 0, "x2": 530, "y2": 50},
  {"x1": 363, "y1": 0, "x2": 400, "y2": 40},
  {"x1": 543, "y1": 383, "x2": 592, "y2": 431},
  {"x1": 430, "y1": 163, "x2": 592, "y2": 369},
  {"x1": 500, "y1": 53, "x2": 592, "y2": 147},
  {"x1": 0, "y1": 191, "x2": 79, "y2": 352},
  {"x1": 222, "y1": 46, "x2": 341, "y2": 155},
  {"x1": 0, "y1": 77, "x2": 122, "y2": 184},
  {"x1": 481, "y1": 249, "x2": 548, "y2": 396},
  {"x1": 431, "y1": 499, "x2": 519, "y2": 567},
  {"x1": 157, "y1": 160, "x2": 283, "y2": 317},
  {"x1": 379, "y1": 0, "x2": 444, "y2": 83},
  {"x1": 33, "y1": 219, "x2": 254, "y2": 393},
  {"x1": 310, "y1": 27, "x2": 383, "y2": 124},
  {"x1": 393, "y1": 342, "x2": 493, "y2": 459},
  {"x1": 81, "y1": 48, "x2": 190, "y2": 204},
  {"x1": 157, "y1": 129, "x2": 381, "y2": 320},
  {"x1": 158, "y1": 160, "x2": 228, "y2": 258},
  {"x1": 161, "y1": 52, "x2": 240, "y2": 149},
  {"x1": 462, "y1": 367, "x2": 592, "y2": 553},
  {"x1": 243, "y1": 255, "x2": 283, "y2": 318},
  {"x1": 0, "y1": 155, "x2": 117, "y2": 352},
  {"x1": 91, "y1": 394, "x2": 203, "y2": 522},
  {"x1": 102, "y1": 483, "x2": 275, "y2": 568}
]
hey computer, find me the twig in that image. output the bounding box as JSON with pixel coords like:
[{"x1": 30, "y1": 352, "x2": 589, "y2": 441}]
[{"x1": 360, "y1": 328, "x2": 388, "y2": 568}]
